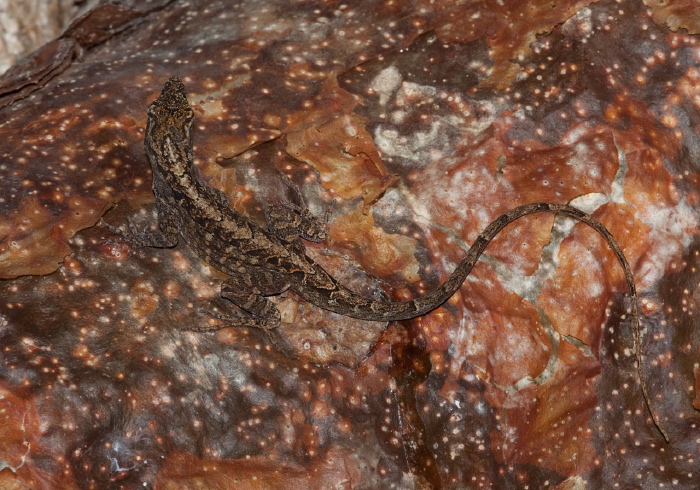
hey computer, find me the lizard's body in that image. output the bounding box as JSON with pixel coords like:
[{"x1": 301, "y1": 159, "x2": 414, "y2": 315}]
[{"x1": 114, "y1": 77, "x2": 668, "y2": 440}]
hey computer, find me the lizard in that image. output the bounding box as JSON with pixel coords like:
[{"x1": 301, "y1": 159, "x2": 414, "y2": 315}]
[{"x1": 108, "y1": 77, "x2": 668, "y2": 441}]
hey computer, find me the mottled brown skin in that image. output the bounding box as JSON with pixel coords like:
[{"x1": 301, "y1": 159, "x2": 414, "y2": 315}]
[{"x1": 115, "y1": 77, "x2": 668, "y2": 440}]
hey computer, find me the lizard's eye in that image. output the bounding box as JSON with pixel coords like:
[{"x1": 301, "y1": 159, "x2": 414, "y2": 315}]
[{"x1": 174, "y1": 107, "x2": 193, "y2": 124}]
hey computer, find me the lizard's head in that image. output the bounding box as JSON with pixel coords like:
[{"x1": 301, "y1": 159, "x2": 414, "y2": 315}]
[
  {"x1": 147, "y1": 77, "x2": 194, "y2": 141},
  {"x1": 145, "y1": 78, "x2": 196, "y2": 175}
]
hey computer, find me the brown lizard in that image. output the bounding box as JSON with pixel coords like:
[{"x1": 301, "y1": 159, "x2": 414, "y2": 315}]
[{"x1": 109, "y1": 77, "x2": 668, "y2": 441}]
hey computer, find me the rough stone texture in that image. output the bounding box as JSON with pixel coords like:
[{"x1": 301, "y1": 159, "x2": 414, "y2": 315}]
[
  {"x1": 0, "y1": 0, "x2": 86, "y2": 76},
  {"x1": 643, "y1": 0, "x2": 700, "y2": 33},
  {"x1": 0, "y1": 0, "x2": 698, "y2": 488}
]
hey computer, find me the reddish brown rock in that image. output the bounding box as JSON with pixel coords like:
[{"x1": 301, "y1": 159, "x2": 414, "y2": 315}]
[{"x1": 0, "y1": 0, "x2": 698, "y2": 488}]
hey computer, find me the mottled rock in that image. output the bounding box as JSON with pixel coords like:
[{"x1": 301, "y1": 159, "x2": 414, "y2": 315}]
[{"x1": 0, "y1": 0, "x2": 698, "y2": 488}]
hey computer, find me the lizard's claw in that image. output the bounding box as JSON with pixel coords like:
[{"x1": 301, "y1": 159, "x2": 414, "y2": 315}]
[{"x1": 99, "y1": 219, "x2": 130, "y2": 245}]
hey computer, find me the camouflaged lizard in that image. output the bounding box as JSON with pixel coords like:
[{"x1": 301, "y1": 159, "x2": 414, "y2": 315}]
[{"x1": 110, "y1": 77, "x2": 668, "y2": 440}]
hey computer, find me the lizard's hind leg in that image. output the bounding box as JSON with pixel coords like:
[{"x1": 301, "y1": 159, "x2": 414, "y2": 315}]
[{"x1": 192, "y1": 271, "x2": 291, "y2": 332}]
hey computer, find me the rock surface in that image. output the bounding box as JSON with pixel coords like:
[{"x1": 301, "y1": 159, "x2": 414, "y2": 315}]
[{"x1": 0, "y1": 0, "x2": 698, "y2": 488}]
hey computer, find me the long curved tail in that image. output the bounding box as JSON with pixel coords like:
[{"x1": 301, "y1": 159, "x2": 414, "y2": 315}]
[{"x1": 300, "y1": 201, "x2": 668, "y2": 441}]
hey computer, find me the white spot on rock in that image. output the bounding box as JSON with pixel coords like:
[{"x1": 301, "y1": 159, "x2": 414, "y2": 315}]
[{"x1": 369, "y1": 66, "x2": 402, "y2": 106}]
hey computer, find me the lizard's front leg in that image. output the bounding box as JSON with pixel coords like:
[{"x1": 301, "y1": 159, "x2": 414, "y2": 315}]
[
  {"x1": 105, "y1": 204, "x2": 179, "y2": 249},
  {"x1": 193, "y1": 270, "x2": 291, "y2": 332},
  {"x1": 265, "y1": 172, "x2": 329, "y2": 248}
]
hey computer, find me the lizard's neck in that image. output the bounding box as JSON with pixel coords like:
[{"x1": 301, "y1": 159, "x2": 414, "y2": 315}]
[{"x1": 157, "y1": 163, "x2": 209, "y2": 203}]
